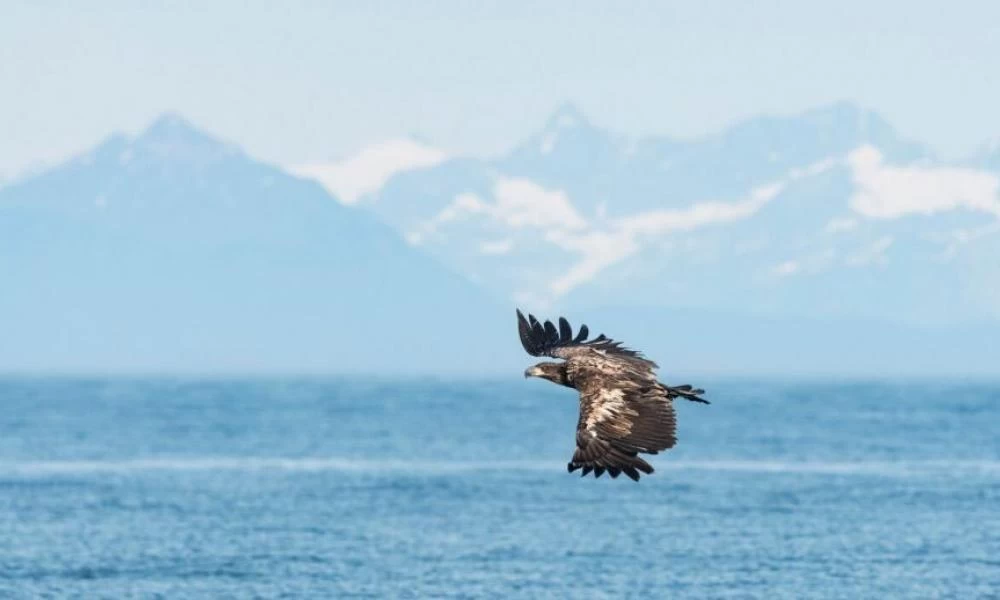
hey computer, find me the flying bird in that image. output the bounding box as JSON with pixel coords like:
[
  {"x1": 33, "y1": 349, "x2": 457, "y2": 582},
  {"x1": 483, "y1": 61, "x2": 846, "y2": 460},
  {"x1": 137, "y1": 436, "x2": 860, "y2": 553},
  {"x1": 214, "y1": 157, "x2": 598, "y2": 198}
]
[{"x1": 517, "y1": 309, "x2": 708, "y2": 482}]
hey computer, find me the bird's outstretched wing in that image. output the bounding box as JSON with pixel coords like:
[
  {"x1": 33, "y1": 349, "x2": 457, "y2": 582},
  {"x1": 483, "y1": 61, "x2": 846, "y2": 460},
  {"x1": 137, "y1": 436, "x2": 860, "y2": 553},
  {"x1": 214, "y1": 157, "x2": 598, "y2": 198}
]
[
  {"x1": 570, "y1": 382, "x2": 678, "y2": 481},
  {"x1": 516, "y1": 309, "x2": 708, "y2": 403},
  {"x1": 516, "y1": 308, "x2": 657, "y2": 372}
]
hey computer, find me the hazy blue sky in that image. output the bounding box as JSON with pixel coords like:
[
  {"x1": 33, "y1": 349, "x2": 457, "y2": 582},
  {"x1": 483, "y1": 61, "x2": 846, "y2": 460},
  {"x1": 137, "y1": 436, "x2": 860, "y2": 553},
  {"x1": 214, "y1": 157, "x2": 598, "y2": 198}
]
[{"x1": 3, "y1": 0, "x2": 1000, "y2": 177}]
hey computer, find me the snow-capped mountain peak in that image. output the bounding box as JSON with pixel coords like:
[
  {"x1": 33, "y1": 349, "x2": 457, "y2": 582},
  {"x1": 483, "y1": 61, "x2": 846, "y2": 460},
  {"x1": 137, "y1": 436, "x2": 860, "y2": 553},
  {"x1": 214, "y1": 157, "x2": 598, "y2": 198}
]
[{"x1": 352, "y1": 102, "x2": 1000, "y2": 325}]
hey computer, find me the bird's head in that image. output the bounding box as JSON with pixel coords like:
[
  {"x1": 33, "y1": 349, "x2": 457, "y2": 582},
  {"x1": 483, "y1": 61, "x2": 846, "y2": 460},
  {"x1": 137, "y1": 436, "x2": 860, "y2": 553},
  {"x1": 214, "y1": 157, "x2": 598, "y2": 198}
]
[{"x1": 524, "y1": 361, "x2": 570, "y2": 386}]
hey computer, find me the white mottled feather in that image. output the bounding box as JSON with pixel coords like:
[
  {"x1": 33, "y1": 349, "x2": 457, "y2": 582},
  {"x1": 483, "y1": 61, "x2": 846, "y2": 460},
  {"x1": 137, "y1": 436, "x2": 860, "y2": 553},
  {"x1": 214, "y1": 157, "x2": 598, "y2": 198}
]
[{"x1": 585, "y1": 388, "x2": 638, "y2": 436}]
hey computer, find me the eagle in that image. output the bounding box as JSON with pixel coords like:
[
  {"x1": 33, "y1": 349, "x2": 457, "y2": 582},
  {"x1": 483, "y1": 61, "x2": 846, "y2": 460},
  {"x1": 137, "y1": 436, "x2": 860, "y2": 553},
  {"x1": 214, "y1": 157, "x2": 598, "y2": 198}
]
[{"x1": 517, "y1": 309, "x2": 708, "y2": 482}]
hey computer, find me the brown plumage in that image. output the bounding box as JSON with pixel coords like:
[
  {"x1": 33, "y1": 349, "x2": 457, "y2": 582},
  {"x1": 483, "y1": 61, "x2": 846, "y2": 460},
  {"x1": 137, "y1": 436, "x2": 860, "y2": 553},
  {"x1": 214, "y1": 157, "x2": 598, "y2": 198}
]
[{"x1": 518, "y1": 309, "x2": 709, "y2": 482}]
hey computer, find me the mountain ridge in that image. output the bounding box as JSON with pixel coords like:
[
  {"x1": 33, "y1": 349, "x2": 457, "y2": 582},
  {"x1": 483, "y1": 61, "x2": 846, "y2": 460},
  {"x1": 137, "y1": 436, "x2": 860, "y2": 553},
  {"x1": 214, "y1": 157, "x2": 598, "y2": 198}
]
[
  {"x1": 348, "y1": 101, "x2": 999, "y2": 330},
  {"x1": 0, "y1": 115, "x2": 522, "y2": 375},
  {"x1": 3, "y1": 106, "x2": 998, "y2": 375}
]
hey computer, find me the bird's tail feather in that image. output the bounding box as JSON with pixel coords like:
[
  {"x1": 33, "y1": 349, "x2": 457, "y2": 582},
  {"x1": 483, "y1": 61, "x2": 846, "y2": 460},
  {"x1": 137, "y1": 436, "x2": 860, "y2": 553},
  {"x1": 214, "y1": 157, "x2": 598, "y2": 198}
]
[{"x1": 665, "y1": 384, "x2": 710, "y2": 404}]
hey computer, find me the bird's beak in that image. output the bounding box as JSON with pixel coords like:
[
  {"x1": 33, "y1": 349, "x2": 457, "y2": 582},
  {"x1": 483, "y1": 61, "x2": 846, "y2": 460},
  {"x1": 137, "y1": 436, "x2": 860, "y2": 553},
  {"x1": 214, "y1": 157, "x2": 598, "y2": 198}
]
[{"x1": 524, "y1": 366, "x2": 541, "y2": 378}]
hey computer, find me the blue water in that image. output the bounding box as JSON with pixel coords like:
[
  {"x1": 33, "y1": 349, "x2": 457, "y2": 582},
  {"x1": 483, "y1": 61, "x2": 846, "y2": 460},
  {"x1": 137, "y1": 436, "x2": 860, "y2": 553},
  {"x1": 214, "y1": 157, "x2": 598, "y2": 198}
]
[{"x1": 0, "y1": 378, "x2": 997, "y2": 598}]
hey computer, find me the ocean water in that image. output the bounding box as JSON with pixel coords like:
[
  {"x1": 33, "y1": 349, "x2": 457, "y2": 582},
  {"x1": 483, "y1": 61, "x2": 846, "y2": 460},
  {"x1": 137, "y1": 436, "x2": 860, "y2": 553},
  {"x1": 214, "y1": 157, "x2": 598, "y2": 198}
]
[{"x1": 0, "y1": 377, "x2": 997, "y2": 599}]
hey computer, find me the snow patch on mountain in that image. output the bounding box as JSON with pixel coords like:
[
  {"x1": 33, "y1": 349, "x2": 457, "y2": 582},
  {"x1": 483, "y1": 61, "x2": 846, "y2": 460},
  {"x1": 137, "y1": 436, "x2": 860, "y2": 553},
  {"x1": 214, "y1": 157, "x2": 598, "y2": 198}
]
[
  {"x1": 545, "y1": 229, "x2": 639, "y2": 297},
  {"x1": 480, "y1": 239, "x2": 514, "y2": 255},
  {"x1": 493, "y1": 178, "x2": 587, "y2": 230},
  {"x1": 846, "y1": 235, "x2": 894, "y2": 267},
  {"x1": 617, "y1": 182, "x2": 784, "y2": 236},
  {"x1": 848, "y1": 145, "x2": 1000, "y2": 219},
  {"x1": 772, "y1": 260, "x2": 800, "y2": 277},
  {"x1": 290, "y1": 139, "x2": 447, "y2": 204},
  {"x1": 539, "y1": 156, "x2": 838, "y2": 300},
  {"x1": 931, "y1": 222, "x2": 1000, "y2": 259},
  {"x1": 825, "y1": 217, "x2": 859, "y2": 234},
  {"x1": 779, "y1": 248, "x2": 840, "y2": 277},
  {"x1": 407, "y1": 177, "x2": 588, "y2": 246}
]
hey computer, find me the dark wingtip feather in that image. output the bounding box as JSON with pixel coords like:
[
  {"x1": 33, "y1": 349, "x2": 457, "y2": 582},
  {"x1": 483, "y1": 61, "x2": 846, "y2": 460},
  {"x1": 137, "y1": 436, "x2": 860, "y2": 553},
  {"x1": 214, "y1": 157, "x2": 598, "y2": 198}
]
[
  {"x1": 516, "y1": 309, "x2": 541, "y2": 356},
  {"x1": 543, "y1": 320, "x2": 559, "y2": 344},
  {"x1": 558, "y1": 317, "x2": 573, "y2": 343},
  {"x1": 529, "y1": 314, "x2": 544, "y2": 335}
]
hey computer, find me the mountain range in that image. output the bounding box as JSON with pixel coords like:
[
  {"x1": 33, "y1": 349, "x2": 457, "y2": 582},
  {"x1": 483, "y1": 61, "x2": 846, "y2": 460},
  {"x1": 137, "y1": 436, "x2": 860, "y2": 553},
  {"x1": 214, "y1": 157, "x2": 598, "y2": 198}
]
[
  {"x1": 0, "y1": 115, "x2": 516, "y2": 374},
  {"x1": 328, "y1": 103, "x2": 1000, "y2": 323},
  {"x1": 2, "y1": 104, "x2": 998, "y2": 376}
]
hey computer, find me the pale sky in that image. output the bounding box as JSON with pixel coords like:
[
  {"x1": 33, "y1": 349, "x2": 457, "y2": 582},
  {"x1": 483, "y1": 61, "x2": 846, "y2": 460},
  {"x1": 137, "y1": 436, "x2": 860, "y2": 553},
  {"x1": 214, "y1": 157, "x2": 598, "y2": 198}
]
[{"x1": 3, "y1": 0, "x2": 1000, "y2": 178}]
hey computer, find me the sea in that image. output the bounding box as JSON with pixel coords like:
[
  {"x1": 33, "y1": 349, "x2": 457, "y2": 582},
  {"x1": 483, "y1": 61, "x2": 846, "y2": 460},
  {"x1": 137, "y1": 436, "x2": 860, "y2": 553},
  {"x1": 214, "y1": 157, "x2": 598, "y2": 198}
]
[{"x1": 0, "y1": 377, "x2": 997, "y2": 599}]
